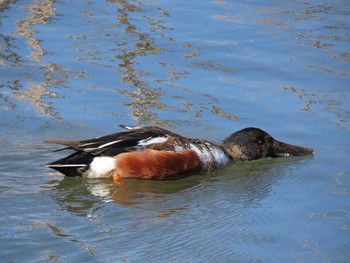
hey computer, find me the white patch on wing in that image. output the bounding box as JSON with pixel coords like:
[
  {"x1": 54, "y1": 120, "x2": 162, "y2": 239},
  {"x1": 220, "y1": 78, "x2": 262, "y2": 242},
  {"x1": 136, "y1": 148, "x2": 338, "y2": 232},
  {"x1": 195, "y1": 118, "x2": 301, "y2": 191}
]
[
  {"x1": 87, "y1": 157, "x2": 115, "y2": 178},
  {"x1": 98, "y1": 140, "x2": 122, "y2": 149},
  {"x1": 79, "y1": 142, "x2": 97, "y2": 147},
  {"x1": 121, "y1": 125, "x2": 142, "y2": 130},
  {"x1": 174, "y1": 145, "x2": 184, "y2": 152},
  {"x1": 138, "y1": 136, "x2": 168, "y2": 146}
]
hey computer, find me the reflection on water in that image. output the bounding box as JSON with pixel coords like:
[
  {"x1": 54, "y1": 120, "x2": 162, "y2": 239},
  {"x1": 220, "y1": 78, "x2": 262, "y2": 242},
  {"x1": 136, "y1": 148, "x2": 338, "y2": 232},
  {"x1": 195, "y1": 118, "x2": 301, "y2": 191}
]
[
  {"x1": 0, "y1": 0, "x2": 241, "y2": 127},
  {"x1": 283, "y1": 86, "x2": 349, "y2": 131},
  {"x1": 44, "y1": 157, "x2": 304, "y2": 217},
  {"x1": 1, "y1": 0, "x2": 348, "y2": 129},
  {"x1": 0, "y1": 0, "x2": 74, "y2": 122},
  {"x1": 16, "y1": 0, "x2": 56, "y2": 63},
  {"x1": 257, "y1": 2, "x2": 350, "y2": 131},
  {"x1": 1, "y1": 0, "x2": 350, "y2": 262},
  {"x1": 214, "y1": 0, "x2": 350, "y2": 132},
  {"x1": 37, "y1": 157, "x2": 323, "y2": 262}
]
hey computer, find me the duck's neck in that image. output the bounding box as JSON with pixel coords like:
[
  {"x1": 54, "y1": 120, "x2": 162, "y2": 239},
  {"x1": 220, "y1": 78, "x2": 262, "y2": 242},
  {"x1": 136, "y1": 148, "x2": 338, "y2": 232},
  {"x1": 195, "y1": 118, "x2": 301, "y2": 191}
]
[{"x1": 220, "y1": 143, "x2": 246, "y2": 161}]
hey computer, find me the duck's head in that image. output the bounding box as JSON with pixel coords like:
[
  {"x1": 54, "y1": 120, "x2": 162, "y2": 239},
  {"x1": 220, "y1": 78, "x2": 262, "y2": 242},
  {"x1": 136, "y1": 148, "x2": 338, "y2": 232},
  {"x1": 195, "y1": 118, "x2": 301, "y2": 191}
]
[{"x1": 222, "y1": 127, "x2": 313, "y2": 161}]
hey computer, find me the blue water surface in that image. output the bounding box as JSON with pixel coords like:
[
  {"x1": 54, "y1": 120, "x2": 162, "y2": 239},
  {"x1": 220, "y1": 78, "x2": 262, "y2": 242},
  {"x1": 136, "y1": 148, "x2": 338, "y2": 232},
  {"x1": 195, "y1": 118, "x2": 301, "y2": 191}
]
[{"x1": 0, "y1": 0, "x2": 349, "y2": 262}]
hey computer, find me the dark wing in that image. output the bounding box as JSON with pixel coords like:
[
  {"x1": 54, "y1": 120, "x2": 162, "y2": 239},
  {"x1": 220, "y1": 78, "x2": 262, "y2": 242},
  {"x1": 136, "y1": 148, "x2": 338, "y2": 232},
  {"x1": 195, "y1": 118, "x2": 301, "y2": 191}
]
[{"x1": 45, "y1": 125, "x2": 176, "y2": 157}]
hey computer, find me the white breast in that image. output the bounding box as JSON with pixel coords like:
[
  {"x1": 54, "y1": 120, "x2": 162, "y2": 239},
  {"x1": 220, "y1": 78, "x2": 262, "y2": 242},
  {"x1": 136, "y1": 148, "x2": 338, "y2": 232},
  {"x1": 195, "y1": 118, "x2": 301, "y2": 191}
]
[{"x1": 190, "y1": 143, "x2": 230, "y2": 170}]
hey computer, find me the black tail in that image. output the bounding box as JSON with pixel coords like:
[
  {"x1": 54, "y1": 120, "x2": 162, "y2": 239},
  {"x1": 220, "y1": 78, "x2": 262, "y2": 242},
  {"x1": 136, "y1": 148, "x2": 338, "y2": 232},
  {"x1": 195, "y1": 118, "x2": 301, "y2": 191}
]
[{"x1": 45, "y1": 152, "x2": 95, "y2": 177}]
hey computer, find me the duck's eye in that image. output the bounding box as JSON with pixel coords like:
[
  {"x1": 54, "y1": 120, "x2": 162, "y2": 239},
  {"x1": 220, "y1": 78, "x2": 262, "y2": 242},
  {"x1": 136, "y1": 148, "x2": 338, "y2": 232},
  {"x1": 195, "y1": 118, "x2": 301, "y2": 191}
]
[{"x1": 257, "y1": 137, "x2": 265, "y2": 144}]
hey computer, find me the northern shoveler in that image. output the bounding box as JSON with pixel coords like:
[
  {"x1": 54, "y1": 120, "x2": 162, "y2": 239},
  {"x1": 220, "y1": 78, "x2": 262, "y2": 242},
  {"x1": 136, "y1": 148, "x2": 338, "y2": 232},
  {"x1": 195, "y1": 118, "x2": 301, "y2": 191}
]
[{"x1": 44, "y1": 125, "x2": 313, "y2": 180}]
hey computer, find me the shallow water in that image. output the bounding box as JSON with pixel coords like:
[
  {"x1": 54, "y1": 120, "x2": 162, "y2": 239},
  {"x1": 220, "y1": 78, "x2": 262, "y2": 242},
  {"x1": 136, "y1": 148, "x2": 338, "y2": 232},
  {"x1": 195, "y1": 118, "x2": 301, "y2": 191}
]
[{"x1": 1, "y1": 0, "x2": 349, "y2": 262}]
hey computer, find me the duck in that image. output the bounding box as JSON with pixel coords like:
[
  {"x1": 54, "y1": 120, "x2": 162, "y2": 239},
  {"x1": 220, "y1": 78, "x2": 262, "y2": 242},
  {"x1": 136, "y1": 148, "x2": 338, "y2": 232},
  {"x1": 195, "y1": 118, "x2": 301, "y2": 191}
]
[{"x1": 44, "y1": 125, "x2": 313, "y2": 180}]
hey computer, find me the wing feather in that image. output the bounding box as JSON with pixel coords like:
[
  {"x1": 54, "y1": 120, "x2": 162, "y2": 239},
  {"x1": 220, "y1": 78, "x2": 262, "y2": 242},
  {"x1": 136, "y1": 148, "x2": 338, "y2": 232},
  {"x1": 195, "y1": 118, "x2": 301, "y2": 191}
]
[{"x1": 44, "y1": 126, "x2": 177, "y2": 157}]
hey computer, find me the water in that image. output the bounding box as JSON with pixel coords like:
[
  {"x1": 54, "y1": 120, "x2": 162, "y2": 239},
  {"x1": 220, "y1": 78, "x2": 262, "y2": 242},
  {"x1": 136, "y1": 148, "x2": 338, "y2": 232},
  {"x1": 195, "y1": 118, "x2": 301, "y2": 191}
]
[{"x1": 1, "y1": 0, "x2": 349, "y2": 262}]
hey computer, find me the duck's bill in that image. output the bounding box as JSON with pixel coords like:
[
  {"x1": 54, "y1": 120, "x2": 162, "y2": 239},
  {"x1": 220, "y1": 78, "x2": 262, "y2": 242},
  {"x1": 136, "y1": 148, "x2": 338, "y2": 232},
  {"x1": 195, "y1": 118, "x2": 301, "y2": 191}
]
[{"x1": 272, "y1": 140, "x2": 313, "y2": 157}]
